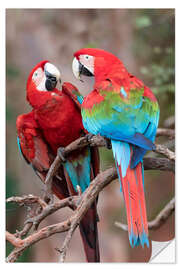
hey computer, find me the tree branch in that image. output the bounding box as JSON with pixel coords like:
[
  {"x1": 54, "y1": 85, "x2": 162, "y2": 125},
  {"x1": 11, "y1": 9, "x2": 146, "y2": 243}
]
[
  {"x1": 115, "y1": 197, "x2": 175, "y2": 231},
  {"x1": 6, "y1": 167, "x2": 117, "y2": 262},
  {"x1": 6, "y1": 128, "x2": 175, "y2": 262},
  {"x1": 154, "y1": 144, "x2": 175, "y2": 161},
  {"x1": 156, "y1": 128, "x2": 175, "y2": 138},
  {"x1": 43, "y1": 132, "x2": 175, "y2": 201}
]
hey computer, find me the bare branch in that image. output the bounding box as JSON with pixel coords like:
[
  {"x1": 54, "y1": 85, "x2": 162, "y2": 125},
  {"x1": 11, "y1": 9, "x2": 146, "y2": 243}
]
[
  {"x1": 6, "y1": 167, "x2": 117, "y2": 263},
  {"x1": 115, "y1": 197, "x2": 175, "y2": 231},
  {"x1": 154, "y1": 144, "x2": 175, "y2": 161},
  {"x1": 6, "y1": 128, "x2": 175, "y2": 262},
  {"x1": 143, "y1": 157, "x2": 175, "y2": 173},
  {"x1": 156, "y1": 128, "x2": 175, "y2": 138},
  {"x1": 43, "y1": 133, "x2": 175, "y2": 200},
  {"x1": 6, "y1": 231, "x2": 24, "y2": 248},
  {"x1": 6, "y1": 194, "x2": 48, "y2": 209},
  {"x1": 148, "y1": 197, "x2": 175, "y2": 230},
  {"x1": 58, "y1": 219, "x2": 78, "y2": 262},
  {"x1": 24, "y1": 196, "x2": 78, "y2": 230},
  {"x1": 15, "y1": 223, "x2": 33, "y2": 239}
]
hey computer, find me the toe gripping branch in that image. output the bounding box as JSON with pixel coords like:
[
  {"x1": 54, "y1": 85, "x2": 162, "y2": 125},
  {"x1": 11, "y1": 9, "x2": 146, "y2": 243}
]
[{"x1": 57, "y1": 147, "x2": 67, "y2": 163}]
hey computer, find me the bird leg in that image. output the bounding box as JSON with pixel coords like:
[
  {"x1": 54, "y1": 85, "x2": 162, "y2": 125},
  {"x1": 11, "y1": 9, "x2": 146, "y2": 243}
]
[{"x1": 103, "y1": 137, "x2": 112, "y2": 149}]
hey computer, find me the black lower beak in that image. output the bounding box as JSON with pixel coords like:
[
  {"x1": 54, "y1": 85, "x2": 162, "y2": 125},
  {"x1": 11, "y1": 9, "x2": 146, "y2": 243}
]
[
  {"x1": 79, "y1": 62, "x2": 94, "y2": 77},
  {"x1": 45, "y1": 70, "x2": 58, "y2": 91},
  {"x1": 45, "y1": 78, "x2": 57, "y2": 91}
]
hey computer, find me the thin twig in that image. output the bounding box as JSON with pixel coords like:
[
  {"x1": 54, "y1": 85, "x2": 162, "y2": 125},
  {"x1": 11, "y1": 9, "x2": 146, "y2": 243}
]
[
  {"x1": 148, "y1": 197, "x2": 175, "y2": 230},
  {"x1": 24, "y1": 196, "x2": 78, "y2": 230},
  {"x1": 6, "y1": 194, "x2": 47, "y2": 209},
  {"x1": 114, "y1": 197, "x2": 175, "y2": 231},
  {"x1": 59, "y1": 219, "x2": 78, "y2": 262}
]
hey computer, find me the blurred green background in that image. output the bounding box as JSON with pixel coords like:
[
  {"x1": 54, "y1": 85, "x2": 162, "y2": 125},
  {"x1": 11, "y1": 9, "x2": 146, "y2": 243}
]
[{"x1": 6, "y1": 9, "x2": 175, "y2": 262}]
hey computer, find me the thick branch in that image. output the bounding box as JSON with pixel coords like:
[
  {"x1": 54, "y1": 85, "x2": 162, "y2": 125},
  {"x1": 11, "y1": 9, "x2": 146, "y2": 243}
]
[
  {"x1": 143, "y1": 157, "x2": 175, "y2": 173},
  {"x1": 154, "y1": 144, "x2": 175, "y2": 161},
  {"x1": 44, "y1": 133, "x2": 175, "y2": 198}
]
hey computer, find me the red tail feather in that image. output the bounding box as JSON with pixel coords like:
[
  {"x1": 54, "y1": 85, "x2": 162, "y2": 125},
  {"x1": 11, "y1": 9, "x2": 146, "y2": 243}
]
[{"x1": 118, "y1": 162, "x2": 149, "y2": 247}]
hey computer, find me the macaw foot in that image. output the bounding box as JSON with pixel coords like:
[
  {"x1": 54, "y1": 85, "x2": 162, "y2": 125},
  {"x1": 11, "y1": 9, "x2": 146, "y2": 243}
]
[
  {"x1": 57, "y1": 147, "x2": 67, "y2": 162},
  {"x1": 85, "y1": 132, "x2": 95, "y2": 142},
  {"x1": 104, "y1": 137, "x2": 112, "y2": 149}
]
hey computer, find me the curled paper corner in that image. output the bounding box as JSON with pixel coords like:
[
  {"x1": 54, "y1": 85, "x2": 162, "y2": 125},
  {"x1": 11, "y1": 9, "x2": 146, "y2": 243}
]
[{"x1": 150, "y1": 239, "x2": 175, "y2": 263}]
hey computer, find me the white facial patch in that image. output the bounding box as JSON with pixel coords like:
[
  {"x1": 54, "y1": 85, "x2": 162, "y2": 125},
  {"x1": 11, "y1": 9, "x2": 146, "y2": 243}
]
[
  {"x1": 32, "y1": 67, "x2": 46, "y2": 91},
  {"x1": 36, "y1": 74, "x2": 46, "y2": 91},
  {"x1": 32, "y1": 63, "x2": 61, "y2": 92},
  {"x1": 79, "y1": 54, "x2": 94, "y2": 75}
]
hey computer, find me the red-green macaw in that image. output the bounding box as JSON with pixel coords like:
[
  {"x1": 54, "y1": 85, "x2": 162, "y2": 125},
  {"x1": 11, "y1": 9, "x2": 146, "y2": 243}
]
[
  {"x1": 72, "y1": 48, "x2": 160, "y2": 248},
  {"x1": 16, "y1": 60, "x2": 100, "y2": 262}
]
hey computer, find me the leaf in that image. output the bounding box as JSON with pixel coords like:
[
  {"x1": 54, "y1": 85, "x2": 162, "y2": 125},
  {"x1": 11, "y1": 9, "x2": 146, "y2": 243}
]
[{"x1": 135, "y1": 16, "x2": 152, "y2": 29}]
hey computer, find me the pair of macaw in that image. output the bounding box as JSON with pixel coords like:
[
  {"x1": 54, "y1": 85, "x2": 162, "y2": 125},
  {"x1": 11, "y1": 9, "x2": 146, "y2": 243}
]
[{"x1": 16, "y1": 49, "x2": 159, "y2": 262}]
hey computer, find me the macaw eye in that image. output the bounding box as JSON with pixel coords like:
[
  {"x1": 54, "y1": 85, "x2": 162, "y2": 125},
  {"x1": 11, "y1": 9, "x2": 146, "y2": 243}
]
[
  {"x1": 32, "y1": 68, "x2": 42, "y2": 80},
  {"x1": 84, "y1": 55, "x2": 90, "y2": 60}
]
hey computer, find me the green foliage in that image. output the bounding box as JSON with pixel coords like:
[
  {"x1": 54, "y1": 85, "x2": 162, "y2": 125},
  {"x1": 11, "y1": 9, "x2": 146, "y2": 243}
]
[
  {"x1": 140, "y1": 63, "x2": 175, "y2": 95},
  {"x1": 84, "y1": 42, "x2": 98, "y2": 48},
  {"x1": 135, "y1": 15, "x2": 152, "y2": 29},
  {"x1": 6, "y1": 104, "x2": 16, "y2": 123},
  {"x1": 133, "y1": 10, "x2": 175, "y2": 124}
]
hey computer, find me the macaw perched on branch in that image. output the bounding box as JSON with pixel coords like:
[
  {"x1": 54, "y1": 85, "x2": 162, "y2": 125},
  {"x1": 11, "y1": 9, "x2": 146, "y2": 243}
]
[
  {"x1": 16, "y1": 61, "x2": 100, "y2": 262},
  {"x1": 72, "y1": 48, "x2": 160, "y2": 248}
]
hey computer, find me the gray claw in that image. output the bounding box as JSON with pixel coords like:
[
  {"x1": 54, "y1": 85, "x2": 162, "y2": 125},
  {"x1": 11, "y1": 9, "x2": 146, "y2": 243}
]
[
  {"x1": 85, "y1": 133, "x2": 94, "y2": 142},
  {"x1": 104, "y1": 138, "x2": 112, "y2": 149},
  {"x1": 57, "y1": 147, "x2": 66, "y2": 162}
]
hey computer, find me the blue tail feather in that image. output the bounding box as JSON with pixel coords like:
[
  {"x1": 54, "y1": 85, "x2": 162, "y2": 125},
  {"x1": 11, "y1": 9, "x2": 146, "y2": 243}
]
[
  {"x1": 111, "y1": 140, "x2": 130, "y2": 178},
  {"x1": 64, "y1": 147, "x2": 91, "y2": 193},
  {"x1": 129, "y1": 230, "x2": 149, "y2": 248}
]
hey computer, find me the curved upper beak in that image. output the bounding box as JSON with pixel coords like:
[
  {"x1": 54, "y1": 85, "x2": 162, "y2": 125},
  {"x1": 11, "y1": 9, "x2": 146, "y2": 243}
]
[
  {"x1": 72, "y1": 57, "x2": 94, "y2": 81},
  {"x1": 72, "y1": 57, "x2": 81, "y2": 80},
  {"x1": 44, "y1": 63, "x2": 61, "y2": 91}
]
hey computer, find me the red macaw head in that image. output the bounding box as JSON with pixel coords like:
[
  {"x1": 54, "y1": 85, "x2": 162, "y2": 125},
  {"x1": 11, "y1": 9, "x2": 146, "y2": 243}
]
[
  {"x1": 72, "y1": 48, "x2": 127, "y2": 83},
  {"x1": 26, "y1": 60, "x2": 61, "y2": 108}
]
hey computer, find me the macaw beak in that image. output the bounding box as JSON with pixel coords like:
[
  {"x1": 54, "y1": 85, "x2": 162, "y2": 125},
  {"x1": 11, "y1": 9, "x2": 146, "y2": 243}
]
[
  {"x1": 72, "y1": 57, "x2": 94, "y2": 81},
  {"x1": 72, "y1": 57, "x2": 81, "y2": 80},
  {"x1": 44, "y1": 63, "x2": 61, "y2": 91}
]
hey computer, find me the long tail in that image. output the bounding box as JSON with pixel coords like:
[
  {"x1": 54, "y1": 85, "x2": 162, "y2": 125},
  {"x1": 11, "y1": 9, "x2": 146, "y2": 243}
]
[
  {"x1": 111, "y1": 140, "x2": 149, "y2": 248},
  {"x1": 79, "y1": 201, "x2": 100, "y2": 262},
  {"x1": 64, "y1": 147, "x2": 100, "y2": 262}
]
